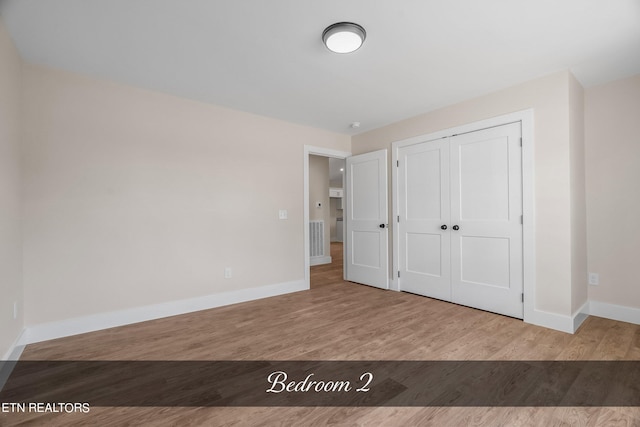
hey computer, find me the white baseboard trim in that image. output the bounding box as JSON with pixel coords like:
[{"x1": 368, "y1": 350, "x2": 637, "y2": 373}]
[
  {"x1": 1, "y1": 330, "x2": 26, "y2": 391},
  {"x1": 2, "y1": 329, "x2": 26, "y2": 361},
  {"x1": 526, "y1": 301, "x2": 591, "y2": 334},
  {"x1": 310, "y1": 256, "x2": 332, "y2": 266},
  {"x1": 588, "y1": 300, "x2": 640, "y2": 326},
  {"x1": 572, "y1": 301, "x2": 590, "y2": 332},
  {"x1": 526, "y1": 300, "x2": 640, "y2": 333},
  {"x1": 525, "y1": 309, "x2": 574, "y2": 334},
  {"x1": 21, "y1": 279, "x2": 307, "y2": 346},
  {"x1": 0, "y1": 359, "x2": 18, "y2": 392}
]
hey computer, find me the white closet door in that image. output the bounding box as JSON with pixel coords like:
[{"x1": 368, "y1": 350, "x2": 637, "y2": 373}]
[
  {"x1": 398, "y1": 139, "x2": 451, "y2": 301},
  {"x1": 450, "y1": 122, "x2": 523, "y2": 318},
  {"x1": 345, "y1": 149, "x2": 389, "y2": 289}
]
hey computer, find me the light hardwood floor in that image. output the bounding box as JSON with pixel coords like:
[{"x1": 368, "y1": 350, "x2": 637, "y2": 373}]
[{"x1": 2, "y1": 242, "x2": 639, "y2": 426}]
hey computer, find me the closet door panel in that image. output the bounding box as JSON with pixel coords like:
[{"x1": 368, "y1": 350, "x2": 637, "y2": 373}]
[
  {"x1": 397, "y1": 140, "x2": 451, "y2": 301},
  {"x1": 450, "y1": 122, "x2": 523, "y2": 319}
]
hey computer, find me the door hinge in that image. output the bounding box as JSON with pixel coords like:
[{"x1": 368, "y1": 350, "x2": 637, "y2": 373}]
[
  {"x1": 520, "y1": 215, "x2": 523, "y2": 224},
  {"x1": 521, "y1": 293, "x2": 524, "y2": 303},
  {"x1": 397, "y1": 215, "x2": 400, "y2": 223},
  {"x1": 520, "y1": 137, "x2": 523, "y2": 147},
  {"x1": 398, "y1": 271, "x2": 401, "y2": 278},
  {"x1": 397, "y1": 160, "x2": 399, "y2": 167}
]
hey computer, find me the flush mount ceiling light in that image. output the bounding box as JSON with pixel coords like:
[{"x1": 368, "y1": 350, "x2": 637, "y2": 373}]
[{"x1": 322, "y1": 22, "x2": 366, "y2": 54}]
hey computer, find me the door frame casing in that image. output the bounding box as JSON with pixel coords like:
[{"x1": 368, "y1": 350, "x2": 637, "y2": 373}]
[
  {"x1": 391, "y1": 109, "x2": 535, "y2": 323},
  {"x1": 303, "y1": 146, "x2": 351, "y2": 289}
]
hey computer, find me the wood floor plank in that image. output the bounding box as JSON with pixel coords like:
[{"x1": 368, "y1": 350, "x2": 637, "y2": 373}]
[
  {"x1": 3, "y1": 243, "x2": 640, "y2": 426},
  {"x1": 591, "y1": 320, "x2": 637, "y2": 360}
]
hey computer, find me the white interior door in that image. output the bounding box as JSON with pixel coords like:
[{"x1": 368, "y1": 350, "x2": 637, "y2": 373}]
[
  {"x1": 398, "y1": 139, "x2": 451, "y2": 301},
  {"x1": 450, "y1": 122, "x2": 523, "y2": 318},
  {"x1": 345, "y1": 149, "x2": 389, "y2": 289}
]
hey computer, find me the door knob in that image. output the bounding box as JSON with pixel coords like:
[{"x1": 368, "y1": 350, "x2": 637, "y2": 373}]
[
  {"x1": 452, "y1": 225, "x2": 460, "y2": 230},
  {"x1": 379, "y1": 224, "x2": 387, "y2": 229},
  {"x1": 440, "y1": 225, "x2": 447, "y2": 230}
]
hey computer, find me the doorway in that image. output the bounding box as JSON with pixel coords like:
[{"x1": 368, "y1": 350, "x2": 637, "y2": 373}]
[
  {"x1": 304, "y1": 146, "x2": 391, "y2": 291},
  {"x1": 303, "y1": 146, "x2": 350, "y2": 289}
]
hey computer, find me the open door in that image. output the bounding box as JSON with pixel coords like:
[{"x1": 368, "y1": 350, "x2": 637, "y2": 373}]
[{"x1": 345, "y1": 149, "x2": 389, "y2": 289}]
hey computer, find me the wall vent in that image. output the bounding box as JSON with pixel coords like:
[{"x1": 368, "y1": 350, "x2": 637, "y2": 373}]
[{"x1": 309, "y1": 220, "x2": 325, "y2": 257}]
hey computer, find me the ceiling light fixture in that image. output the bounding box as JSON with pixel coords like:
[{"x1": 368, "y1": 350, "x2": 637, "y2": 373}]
[{"x1": 322, "y1": 22, "x2": 366, "y2": 54}]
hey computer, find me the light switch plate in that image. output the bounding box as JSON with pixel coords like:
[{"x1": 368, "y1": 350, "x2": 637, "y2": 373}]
[
  {"x1": 278, "y1": 209, "x2": 288, "y2": 220},
  {"x1": 588, "y1": 272, "x2": 599, "y2": 285}
]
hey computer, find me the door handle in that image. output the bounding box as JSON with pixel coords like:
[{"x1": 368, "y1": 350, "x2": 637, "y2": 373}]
[
  {"x1": 452, "y1": 225, "x2": 460, "y2": 230},
  {"x1": 440, "y1": 225, "x2": 447, "y2": 230},
  {"x1": 379, "y1": 224, "x2": 387, "y2": 229}
]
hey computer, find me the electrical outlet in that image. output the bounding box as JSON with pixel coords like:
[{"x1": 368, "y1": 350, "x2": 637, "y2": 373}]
[
  {"x1": 278, "y1": 209, "x2": 288, "y2": 220},
  {"x1": 588, "y1": 272, "x2": 599, "y2": 286},
  {"x1": 224, "y1": 267, "x2": 232, "y2": 279}
]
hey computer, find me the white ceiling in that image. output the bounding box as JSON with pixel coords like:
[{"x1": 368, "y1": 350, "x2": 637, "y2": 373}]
[{"x1": 1, "y1": 0, "x2": 639, "y2": 134}]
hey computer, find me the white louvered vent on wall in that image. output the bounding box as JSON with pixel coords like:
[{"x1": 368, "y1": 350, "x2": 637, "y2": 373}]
[{"x1": 309, "y1": 220, "x2": 325, "y2": 257}]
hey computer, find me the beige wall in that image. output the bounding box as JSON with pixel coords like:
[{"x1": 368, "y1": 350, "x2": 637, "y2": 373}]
[
  {"x1": 21, "y1": 64, "x2": 349, "y2": 326},
  {"x1": 0, "y1": 20, "x2": 23, "y2": 358},
  {"x1": 329, "y1": 159, "x2": 345, "y2": 242},
  {"x1": 353, "y1": 71, "x2": 580, "y2": 317},
  {"x1": 569, "y1": 74, "x2": 588, "y2": 314},
  {"x1": 585, "y1": 74, "x2": 640, "y2": 309},
  {"x1": 329, "y1": 198, "x2": 342, "y2": 242},
  {"x1": 309, "y1": 155, "x2": 331, "y2": 258}
]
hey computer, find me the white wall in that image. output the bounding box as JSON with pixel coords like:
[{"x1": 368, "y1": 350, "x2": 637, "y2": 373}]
[
  {"x1": 353, "y1": 71, "x2": 584, "y2": 319},
  {"x1": 585, "y1": 74, "x2": 640, "y2": 310},
  {"x1": 0, "y1": 20, "x2": 23, "y2": 358},
  {"x1": 21, "y1": 64, "x2": 350, "y2": 326}
]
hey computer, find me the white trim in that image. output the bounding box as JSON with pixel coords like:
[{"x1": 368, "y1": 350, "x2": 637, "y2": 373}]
[
  {"x1": 520, "y1": 111, "x2": 537, "y2": 328},
  {"x1": 0, "y1": 359, "x2": 19, "y2": 392},
  {"x1": 20, "y1": 280, "x2": 306, "y2": 345},
  {"x1": 526, "y1": 308, "x2": 574, "y2": 334},
  {"x1": 572, "y1": 301, "x2": 590, "y2": 332},
  {"x1": 303, "y1": 146, "x2": 351, "y2": 288},
  {"x1": 309, "y1": 256, "x2": 332, "y2": 266},
  {"x1": 1, "y1": 330, "x2": 26, "y2": 392},
  {"x1": 1, "y1": 329, "x2": 26, "y2": 361},
  {"x1": 391, "y1": 110, "x2": 541, "y2": 325},
  {"x1": 390, "y1": 145, "x2": 400, "y2": 292},
  {"x1": 589, "y1": 301, "x2": 640, "y2": 326}
]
